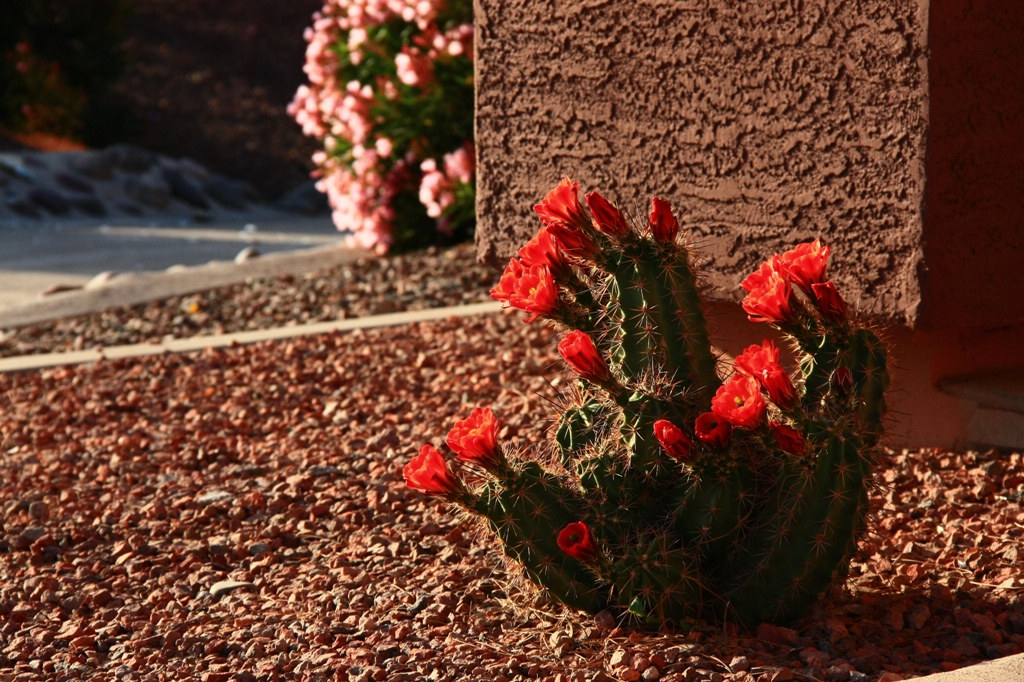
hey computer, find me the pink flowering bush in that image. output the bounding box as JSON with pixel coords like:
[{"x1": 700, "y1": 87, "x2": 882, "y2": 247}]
[{"x1": 289, "y1": 0, "x2": 474, "y2": 253}]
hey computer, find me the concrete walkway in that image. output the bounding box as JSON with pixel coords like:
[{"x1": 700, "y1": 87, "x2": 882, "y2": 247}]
[
  {"x1": 0, "y1": 215, "x2": 348, "y2": 320},
  {"x1": 2, "y1": 144, "x2": 339, "y2": 319},
  {"x1": 912, "y1": 653, "x2": 1024, "y2": 681}
]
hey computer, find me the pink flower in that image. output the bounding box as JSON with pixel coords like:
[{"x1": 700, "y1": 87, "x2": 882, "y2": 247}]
[
  {"x1": 418, "y1": 159, "x2": 450, "y2": 219},
  {"x1": 654, "y1": 419, "x2": 692, "y2": 461},
  {"x1": 443, "y1": 143, "x2": 475, "y2": 184},
  {"x1": 404, "y1": 445, "x2": 460, "y2": 496},
  {"x1": 374, "y1": 137, "x2": 394, "y2": 158},
  {"x1": 711, "y1": 375, "x2": 766, "y2": 430},
  {"x1": 289, "y1": 0, "x2": 474, "y2": 253},
  {"x1": 649, "y1": 197, "x2": 679, "y2": 243},
  {"x1": 394, "y1": 48, "x2": 433, "y2": 87},
  {"x1": 418, "y1": 143, "x2": 475, "y2": 223},
  {"x1": 558, "y1": 331, "x2": 610, "y2": 383},
  {"x1": 557, "y1": 522, "x2": 597, "y2": 561}
]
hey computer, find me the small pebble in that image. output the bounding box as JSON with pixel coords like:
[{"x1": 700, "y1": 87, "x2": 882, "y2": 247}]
[
  {"x1": 196, "y1": 491, "x2": 234, "y2": 505},
  {"x1": 209, "y1": 579, "x2": 255, "y2": 598}
]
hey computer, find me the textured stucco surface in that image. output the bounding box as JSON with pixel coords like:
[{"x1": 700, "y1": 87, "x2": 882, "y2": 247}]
[{"x1": 475, "y1": 0, "x2": 930, "y2": 324}]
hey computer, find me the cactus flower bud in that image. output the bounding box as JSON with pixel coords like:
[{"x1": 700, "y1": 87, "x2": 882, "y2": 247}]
[
  {"x1": 585, "y1": 190, "x2": 629, "y2": 237},
  {"x1": 769, "y1": 421, "x2": 808, "y2": 455},
  {"x1": 741, "y1": 261, "x2": 794, "y2": 324},
  {"x1": 649, "y1": 196, "x2": 679, "y2": 243},
  {"x1": 811, "y1": 281, "x2": 848, "y2": 323},
  {"x1": 832, "y1": 366, "x2": 854, "y2": 392},
  {"x1": 735, "y1": 340, "x2": 798, "y2": 409},
  {"x1": 404, "y1": 445, "x2": 461, "y2": 496},
  {"x1": 654, "y1": 419, "x2": 692, "y2": 461},
  {"x1": 762, "y1": 365, "x2": 798, "y2": 409},
  {"x1": 694, "y1": 411, "x2": 732, "y2": 448},
  {"x1": 447, "y1": 407, "x2": 503, "y2": 471},
  {"x1": 557, "y1": 521, "x2": 598, "y2": 561},
  {"x1": 712, "y1": 375, "x2": 766, "y2": 429},
  {"x1": 558, "y1": 330, "x2": 610, "y2": 383},
  {"x1": 775, "y1": 239, "x2": 830, "y2": 290},
  {"x1": 490, "y1": 258, "x2": 560, "y2": 322}
]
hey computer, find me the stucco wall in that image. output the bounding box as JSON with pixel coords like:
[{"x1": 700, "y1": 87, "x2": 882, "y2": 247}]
[
  {"x1": 922, "y1": 1, "x2": 1024, "y2": 332},
  {"x1": 475, "y1": 0, "x2": 929, "y2": 325}
]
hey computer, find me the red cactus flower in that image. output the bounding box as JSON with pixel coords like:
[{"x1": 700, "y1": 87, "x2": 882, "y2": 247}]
[
  {"x1": 585, "y1": 190, "x2": 629, "y2": 237},
  {"x1": 740, "y1": 259, "x2": 773, "y2": 293},
  {"x1": 557, "y1": 521, "x2": 597, "y2": 561},
  {"x1": 546, "y1": 223, "x2": 597, "y2": 258},
  {"x1": 741, "y1": 261, "x2": 794, "y2": 324},
  {"x1": 557, "y1": 330, "x2": 610, "y2": 383},
  {"x1": 404, "y1": 445, "x2": 460, "y2": 496},
  {"x1": 490, "y1": 258, "x2": 560, "y2": 322},
  {"x1": 735, "y1": 339, "x2": 780, "y2": 374},
  {"x1": 535, "y1": 177, "x2": 588, "y2": 231},
  {"x1": 711, "y1": 375, "x2": 766, "y2": 429},
  {"x1": 534, "y1": 178, "x2": 595, "y2": 257},
  {"x1": 654, "y1": 419, "x2": 692, "y2": 461},
  {"x1": 649, "y1": 196, "x2": 679, "y2": 243},
  {"x1": 811, "y1": 281, "x2": 848, "y2": 323},
  {"x1": 447, "y1": 407, "x2": 502, "y2": 470},
  {"x1": 775, "y1": 239, "x2": 830, "y2": 290},
  {"x1": 734, "y1": 339, "x2": 797, "y2": 409},
  {"x1": 694, "y1": 411, "x2": 731, "y2": 448},
  {"x1": 517, "y1": 225, "x2": 564, "y2": 272},
  {"x1": 769, "y1": 421, "x2": 808, "y2": 455}
]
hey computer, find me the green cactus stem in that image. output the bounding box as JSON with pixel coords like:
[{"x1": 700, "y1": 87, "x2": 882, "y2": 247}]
[
  {"x1": 469, "y1": 460, "x2": 606, "y2": 613},
  {"x1": 405, "y1": 178, "x2": 889, "y2": 628}
]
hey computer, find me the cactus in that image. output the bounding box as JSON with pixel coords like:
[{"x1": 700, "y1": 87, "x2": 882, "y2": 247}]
[{"x1": 403, "y1": 178, "x2": 888, "y2": 627}]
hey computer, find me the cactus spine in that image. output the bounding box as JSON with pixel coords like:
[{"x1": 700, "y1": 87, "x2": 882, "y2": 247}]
[{"x1": 404, "y1": 178, "x2": 888, "y2": 626}]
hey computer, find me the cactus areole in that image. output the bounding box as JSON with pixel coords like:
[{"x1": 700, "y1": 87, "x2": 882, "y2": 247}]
[{"x1": 404, "y1": 178, "x2": 889, "y2": 627}]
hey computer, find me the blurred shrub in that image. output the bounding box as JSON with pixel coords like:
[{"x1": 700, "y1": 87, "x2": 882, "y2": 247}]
[
  {"x1": 1, "y1": 0, "x2": 134, "y2": 143},
  {"x1": 289, "y1": 0, "x2": 474, "y2": 254}
]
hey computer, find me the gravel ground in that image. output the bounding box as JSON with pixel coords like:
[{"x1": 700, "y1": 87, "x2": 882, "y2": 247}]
[{"x1": 1, "y1": 245, "x2": 1023, "y2": 681}]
